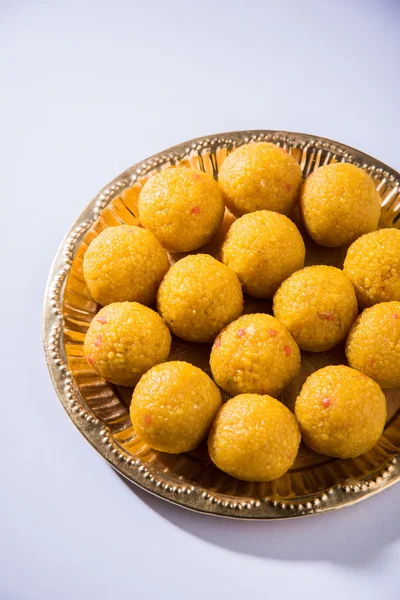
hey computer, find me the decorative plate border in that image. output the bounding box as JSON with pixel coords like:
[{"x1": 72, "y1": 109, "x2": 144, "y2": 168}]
[{"x1": 43, "y1": 130, "x2": 400, "y2": 519}]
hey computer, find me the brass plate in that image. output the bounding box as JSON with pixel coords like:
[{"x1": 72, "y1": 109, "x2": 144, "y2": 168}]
[{"x1": 43, "y1": 130, "x2": 400, "y2": 519}]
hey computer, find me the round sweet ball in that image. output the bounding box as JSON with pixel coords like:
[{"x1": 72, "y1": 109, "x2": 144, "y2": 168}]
[
  {"x1": 221, "y1": 210, "x2": 305, "y2": 298},
  {"x1": 295, "y1": 365, "x2": 386, "y2": 459},
  {"x1": 84, "y1": 302, "x2": 171, "y2": 386},
  {"x1": 138, "y1": 167, "x2": 224, "y2": 252},
  {"x1": 346, "y1": 302, "x2": 400, "y2": 389},
  {"x1": 157, "y1": 254, "x2": 243, "y2": 343},
  {"x1": 130, "y1": 361, "x2": 222, "y2": 454},
  {"x1": 343, "y1": 228, "x2": 400, "y2": 308},
  {"x1": 273, "y1": 265, "x2": 358, "y2": 352},
  {"x1": 208, "y1": 394, "x2": 301, "y2": 481},
  {"x1": 300, "y1": 162, "x2": 381, "y2": 247},
  {"x1": 210, "y1": 314, "x2": 300, "y2": 397},
  {"x1": 83, "y1": 225, "x2": 170, "y2": 306},
  {"x1": 218, "y1": 142, "x2": 302, "y2": 217}
]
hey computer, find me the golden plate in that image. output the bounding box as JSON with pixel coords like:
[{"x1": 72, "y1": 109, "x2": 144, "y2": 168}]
[{"x1": 43, "y1": 130, "x2": 400, "y2": 519}]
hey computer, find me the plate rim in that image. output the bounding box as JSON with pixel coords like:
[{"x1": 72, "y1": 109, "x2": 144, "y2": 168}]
[{"x1": 43, "y1": 129, "x2": 400, "y2": 519}]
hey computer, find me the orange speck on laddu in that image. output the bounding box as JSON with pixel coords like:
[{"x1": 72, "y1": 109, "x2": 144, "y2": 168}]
[
  {"x1": 97, "y1": 316, "x2": 107, "y2": 324},
  {"x1": 319, "y1": 311, "x2": 334, "y2": 321},
  {"x1": 322, "y1": 397, "x2": 331, "y2": 408},
  {"x1": 144, "y1": 413, "x2": 152, "y2": 425},
  {"x1": 284, "y1": 345, "x2": 291, "y2": 356},
  {"x1": 237, "y1": 328, "x2": 246, "y2": 338},
  {"x1": 215, "y1": 336, "x2": 221, "y2": 348},
  {"x1": 393, "y1": 314, "x2": 400, "y2": 319},
  {"x1": 268, "y1": 329, "x2": 278, "y2": 337},
  {"x1": 94, "y1": 334, "x2": 102, "y2": 347},
  {"x1": 191, "y1": 205, "x2": 200, "y2": 215},
  {"x1": 193, "y1": 172, "x2": 202, "y2": 180},
  {"x1": 367, "y1": 357, "x2": 375, "y2": 366},
  {"x1": 284, "y1": 183, "x2": 292, "y2": 192}
]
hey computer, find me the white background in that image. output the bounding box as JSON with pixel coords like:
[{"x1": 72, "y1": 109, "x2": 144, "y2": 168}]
[{"x1": 1, "y1": 1, "x2": 399, "y2": 599}]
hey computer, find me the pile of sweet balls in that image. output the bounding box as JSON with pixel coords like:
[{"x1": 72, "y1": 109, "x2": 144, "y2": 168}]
[{"x1": 83, "y1": 142, "x2": 400, "y2": 482}]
